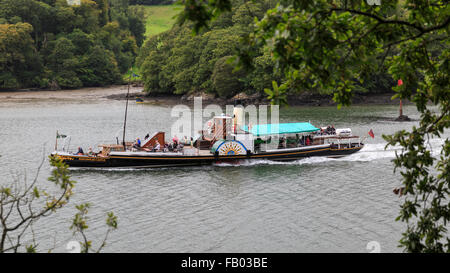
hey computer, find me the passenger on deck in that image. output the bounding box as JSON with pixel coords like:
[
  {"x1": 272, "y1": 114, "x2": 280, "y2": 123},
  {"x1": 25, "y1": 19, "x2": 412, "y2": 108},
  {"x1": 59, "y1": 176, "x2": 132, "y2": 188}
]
[
  {"x1": 87, "y1": 147, "x2": 94, "y2": 156},
  {"x1": 173, "y1": 135, "x2": 179, "y2": 145},
  {"x1": 299, "y1": 136, "x2": 305, "y2": 146},
  {"x1": 176, "y1": 143, "x2": 183, "y2": 152},
  {"x1": 306, "y1": 136, "x2": 311, "y2": 146},
  {"x1": 153, "y1": 140, "x2": 161, "y2": 152},
  {"x1": 133, "y1": 138, "x2": 141, "y2": 149},
  {"x1": 255, "y1": 137, "x2": 262, "y2": 152},
  {"x1": 278, "y1": 137, "x2": 286, "y2": 149},
  {"x1": 76, "y1": 147, "x2": 84, "y2": 155},
  {"x1": 331, "y1": 125, "x2": 336, "y2": 135}
]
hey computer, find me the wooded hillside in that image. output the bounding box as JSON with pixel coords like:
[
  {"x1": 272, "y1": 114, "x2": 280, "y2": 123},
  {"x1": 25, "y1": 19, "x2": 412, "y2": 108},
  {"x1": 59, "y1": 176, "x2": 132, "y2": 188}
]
[
  {"x1": 0, "y1": 0, "x2": 145, "y2": 89},
  {"x1": 137, "y1": 0, "x2": 399, "y2": 99}
]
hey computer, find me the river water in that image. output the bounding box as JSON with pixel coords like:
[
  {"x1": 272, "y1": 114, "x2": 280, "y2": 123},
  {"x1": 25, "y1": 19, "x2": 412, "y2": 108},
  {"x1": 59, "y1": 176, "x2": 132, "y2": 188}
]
[{"x1": 0, "y1": 92, "x2": 446, "y2": 253}]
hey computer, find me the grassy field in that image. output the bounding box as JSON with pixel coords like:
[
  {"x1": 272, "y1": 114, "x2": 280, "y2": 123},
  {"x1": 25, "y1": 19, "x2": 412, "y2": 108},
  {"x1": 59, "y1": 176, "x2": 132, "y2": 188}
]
[
  {"x1": 124, "y1": 5, "x2": 181, "y2": 81},
  {"x1": 141, "y1": 5, "x2": 182, "y2": 38}
]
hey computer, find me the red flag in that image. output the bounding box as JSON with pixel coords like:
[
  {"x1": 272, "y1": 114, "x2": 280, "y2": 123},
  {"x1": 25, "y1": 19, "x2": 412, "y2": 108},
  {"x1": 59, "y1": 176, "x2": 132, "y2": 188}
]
[
  {"x1": 368, "y1": 129, "x2": 375, "y2": 138},
  {"x1": 397, "y1": 79, "x2": 403, "y2": 86}
]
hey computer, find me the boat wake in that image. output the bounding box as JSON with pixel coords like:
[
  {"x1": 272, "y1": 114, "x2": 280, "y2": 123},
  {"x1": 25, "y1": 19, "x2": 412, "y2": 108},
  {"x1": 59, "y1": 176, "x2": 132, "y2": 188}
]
[
  {"x1": 213, "y1": 141, "x2": 444, "y2": 167},
  {"x1": 212, "y1": 143, "x2": 395, "y2": 167}
]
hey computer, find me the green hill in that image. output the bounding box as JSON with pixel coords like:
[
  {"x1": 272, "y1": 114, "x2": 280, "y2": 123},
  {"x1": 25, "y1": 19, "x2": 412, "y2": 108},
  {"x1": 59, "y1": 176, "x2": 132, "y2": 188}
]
[
  {"x1": 141, "y1": 5, "x2": 182, "y2": 38},
  {"x1": 123, "y1": 5, "x2": 181, "y2": 81}
]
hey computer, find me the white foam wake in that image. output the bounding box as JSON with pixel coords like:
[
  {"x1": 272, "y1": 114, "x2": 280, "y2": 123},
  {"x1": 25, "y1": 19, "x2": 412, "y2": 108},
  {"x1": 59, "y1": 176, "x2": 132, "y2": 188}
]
[
  {"x1": 213, "y1": 140, "x2": 445, "y2": 167},
  {"x1": 213, "y1": 144, "x2": 396, "y2": 167}
]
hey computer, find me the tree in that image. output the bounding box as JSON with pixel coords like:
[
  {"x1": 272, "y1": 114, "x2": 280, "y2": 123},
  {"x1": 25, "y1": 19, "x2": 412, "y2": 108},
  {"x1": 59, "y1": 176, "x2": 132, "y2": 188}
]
[
  {"x1": 128, "y1": 0, "x2": 176, "y2": 5},
  {"x1": 0, "y1": 156, "x2": 117, "y2": 253},
  {"x1": 93, "y1": 0, "x2": 109, "y2": 26},
  {"x1": 212, "y1": 55, "x2": 245, "y2": 98},
  {"x1": 73, "y1": 0, "x2": 101, "y2": 33},
  {"x1": 138, "y1": 0, "x2": 279, "y2": 97},
  {"x1": 0, "y1": 0, "x2": 144, "y2": 89},
  {"x1": 0, "y1": 0, "x2": 54, "y2": 47},
  {"x1": 0, "y1": 23, "x2": 40, "y2": 89},
  {"x1": 54, "y1": 2, "x2": 78, "y2": 34},
  {"x1": 128, "y1": 13, "x2": 146, "y2": 47},
  {"x1": 67, "y1": 28, "x2": 95, "y2": 55},
  {"x1": 78, "y1": 45, "x2": 122, "y2": 86},
  {"x1": 179, "y1": 0, "x2": 450, "y2": 252},
  {"x1": 47, "y1": 37, "x2": 82, "y2": 88},
  {"x1": 70, "y1": 203, "x2": 118, "y2": 253},
  {"x1": 245, "y1": 49, "x2": 280, "y2": 94}
]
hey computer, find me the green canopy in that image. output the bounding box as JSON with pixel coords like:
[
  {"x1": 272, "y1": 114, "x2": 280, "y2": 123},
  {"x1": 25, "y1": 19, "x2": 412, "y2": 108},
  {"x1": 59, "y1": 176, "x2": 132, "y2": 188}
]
[{"x1": 243, "y1": 122, "x2": 319, "y2": 136}]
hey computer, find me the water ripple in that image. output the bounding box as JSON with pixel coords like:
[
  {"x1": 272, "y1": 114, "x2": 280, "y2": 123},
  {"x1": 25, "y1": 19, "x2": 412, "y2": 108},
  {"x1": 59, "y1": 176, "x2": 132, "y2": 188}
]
[{"x1": 0, "y1": 101, "x2": 445, "y2": 252}]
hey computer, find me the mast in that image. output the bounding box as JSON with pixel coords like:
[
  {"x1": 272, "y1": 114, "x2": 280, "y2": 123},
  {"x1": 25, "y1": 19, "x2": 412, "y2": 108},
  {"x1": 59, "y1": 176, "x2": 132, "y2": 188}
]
[{"x1": 122, "y1": 68, "x2": 132, "y2": 150}]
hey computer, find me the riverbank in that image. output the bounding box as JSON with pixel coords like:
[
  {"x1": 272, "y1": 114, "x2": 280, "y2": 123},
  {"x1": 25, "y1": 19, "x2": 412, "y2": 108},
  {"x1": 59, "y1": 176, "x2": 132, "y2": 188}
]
[
  {"x1": 0, "y1": 85, "x2": 410, "y2": 107},
  {"x1": 0, "y1": 85, "x2": 143, "y2": 102},
  {"x1": 106, "y1": 89, "x2": 410, "y2": 107}
]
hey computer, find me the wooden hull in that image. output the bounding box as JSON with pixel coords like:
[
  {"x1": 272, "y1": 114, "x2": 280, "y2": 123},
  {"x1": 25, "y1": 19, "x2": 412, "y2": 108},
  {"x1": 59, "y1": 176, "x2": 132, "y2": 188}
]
[{"x1": 53, "y1": 144, "x2": 363, "y2": 169}]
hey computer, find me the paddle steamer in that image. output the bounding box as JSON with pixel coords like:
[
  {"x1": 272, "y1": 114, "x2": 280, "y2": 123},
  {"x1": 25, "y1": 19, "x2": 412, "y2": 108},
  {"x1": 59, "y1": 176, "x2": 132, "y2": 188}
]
[{"x1": 52, "y1": 113, "x2": 364, "y2": 168}]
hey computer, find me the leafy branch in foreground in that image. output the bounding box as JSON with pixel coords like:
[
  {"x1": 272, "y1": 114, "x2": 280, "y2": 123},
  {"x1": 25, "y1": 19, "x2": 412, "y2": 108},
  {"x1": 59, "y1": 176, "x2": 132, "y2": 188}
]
[
  {"x1": 0, "y1": 156, "x2": 118, "y2": 253},
  {"x1": 70, "y1": 203, "x2": 118, "y2": 253},
  {"x1": 179, "y1": 0, "x2": 450, "y2": 252},
  {"x1": 0, "y1": 156, "x2": 74, "y2": 253}
]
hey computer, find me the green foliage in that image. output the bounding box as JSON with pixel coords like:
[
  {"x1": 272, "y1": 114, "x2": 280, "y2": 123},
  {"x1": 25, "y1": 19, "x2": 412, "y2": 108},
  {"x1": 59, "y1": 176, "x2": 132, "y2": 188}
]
[
  {"x1": 180, "y1": 0, "x2": 450, "y2": 252},
  {"x1": 212, "y1": 56, "x2": 245, "y2": 98},
  {"x1": 129, "y1": 0, "x2": 175, "y2": 5},
  {"x1": 138, "y1": 0, "x2": 277, "y2": 97},
  {"x1": 26, "y1": 245, "x2": 37, "y2": 253},
  {"x1": 139, "y1": 0, "x2": 398, "y2": 99},
  {"x1": 0, "y1": 23, "x2": 40, "y2": 89},
  {"x1": 176, "y1": 0, "x2": 232, "y2": 33},
  {"x1": 47, "y1": 37, "x2": 83, "y2": 88},
  {"x1": 264, "y1": 81, "x2": 287, "y2": 106},
  {"x1": 0, "y1": 0, "x2": 145, "y2": 89},
  {"x1": 246, "y1": 49, "x2": 281, "y2": 95},
  {"x1": 0, "y1": 156, "x2": 75, "y2": 252},
  {"x1": 94, "y1": 0, "x2": 109, "y2": 26},
  {"x1": 71, "y1": 202, "x2": 119, "y2": 253},
  {"x1": 78, "y1": 45, "x2": 122, "y2": 86},
  {"x1": 128, "y1": 12, "x2": 146, "y2": 47},
  {"x1": 0, "y1": 156, "x2": 118, "y2": 253}
]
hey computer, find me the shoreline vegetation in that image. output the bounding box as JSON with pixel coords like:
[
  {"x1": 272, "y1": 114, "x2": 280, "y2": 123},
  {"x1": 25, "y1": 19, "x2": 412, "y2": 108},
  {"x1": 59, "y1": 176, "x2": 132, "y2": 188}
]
[
  {"x1": 97, "y1": 89, "x2": 413, "y2": 107},
  {"x1": 2, "y1": 2, "x2": 403, "y2": 105},
  {"x1": 0, "y1": 0, "x2": 146, "y2": 90},
  {"x1": 0, "y1": 85, "x2": 410, "y2": 107},
  {"x1": 0, "y1": 1, "x2": 412, "y2": 109}
]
